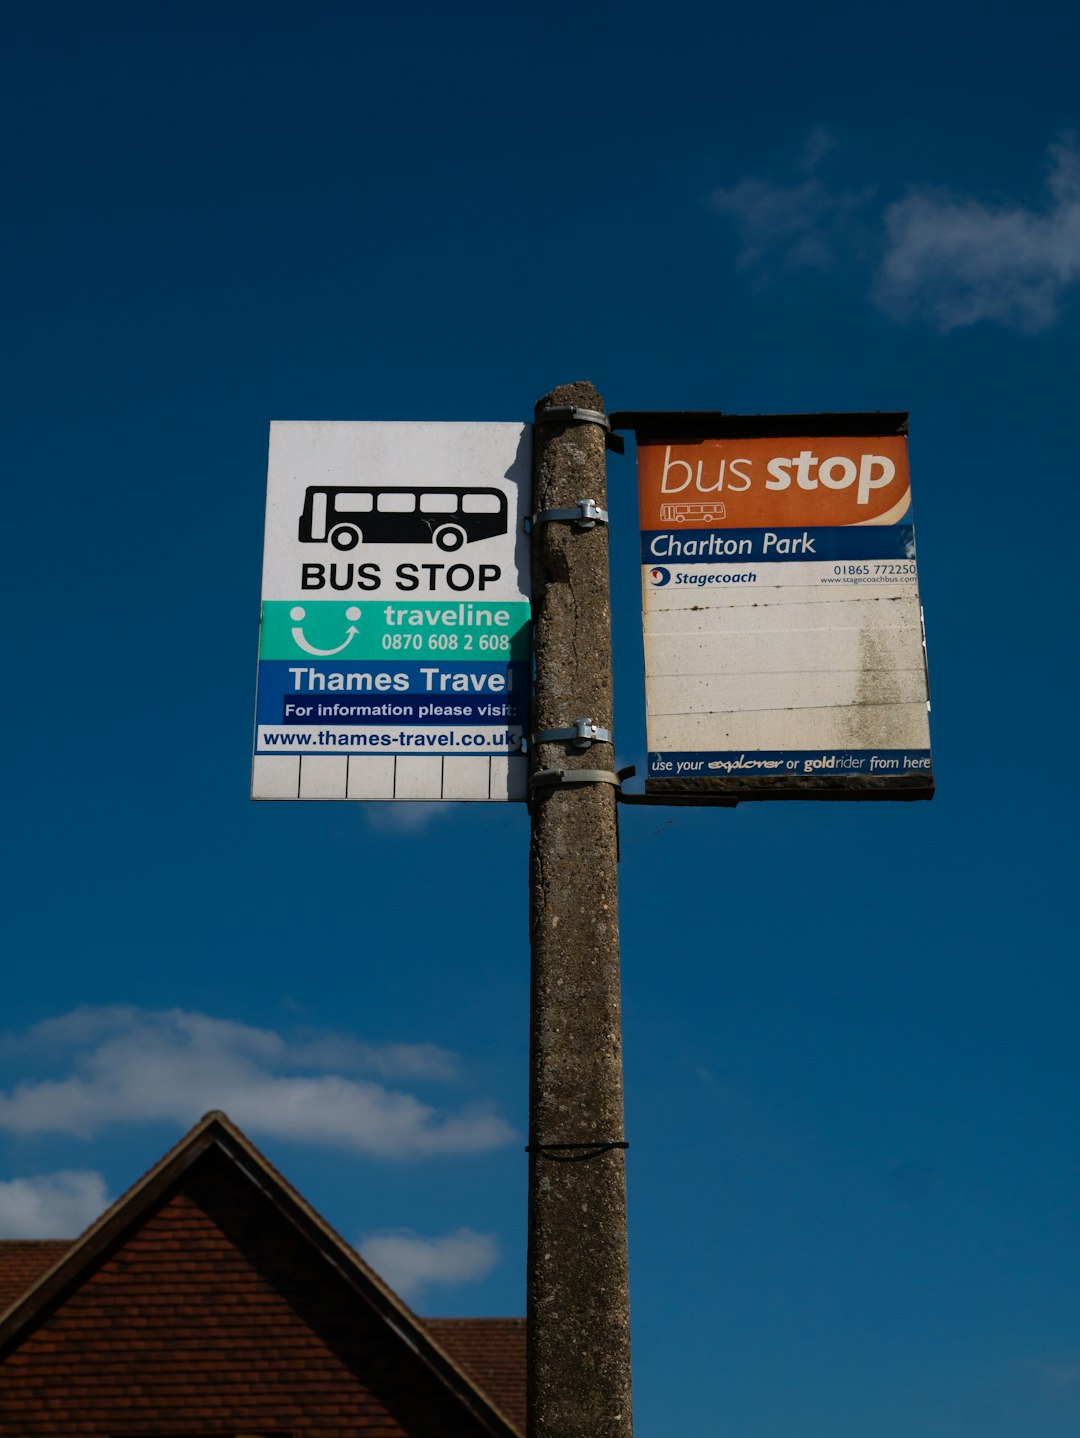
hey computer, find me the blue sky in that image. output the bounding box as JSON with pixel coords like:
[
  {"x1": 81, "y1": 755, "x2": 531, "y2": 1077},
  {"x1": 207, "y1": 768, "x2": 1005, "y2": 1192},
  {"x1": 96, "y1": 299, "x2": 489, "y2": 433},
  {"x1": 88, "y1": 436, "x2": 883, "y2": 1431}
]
[{"x1": 3, "y1": 3, "x2": 1079, "y2": 1434}]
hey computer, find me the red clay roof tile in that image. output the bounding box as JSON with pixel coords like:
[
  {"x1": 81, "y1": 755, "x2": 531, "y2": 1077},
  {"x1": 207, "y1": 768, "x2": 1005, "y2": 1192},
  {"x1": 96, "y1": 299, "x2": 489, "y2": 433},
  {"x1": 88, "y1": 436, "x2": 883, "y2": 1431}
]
[
  {"x1": 0, "y1": 1242, "x2": 71, "y2": 1313},
  {"x1": 0, "y1": 1116, "x2": 527, "y2": 1436}
]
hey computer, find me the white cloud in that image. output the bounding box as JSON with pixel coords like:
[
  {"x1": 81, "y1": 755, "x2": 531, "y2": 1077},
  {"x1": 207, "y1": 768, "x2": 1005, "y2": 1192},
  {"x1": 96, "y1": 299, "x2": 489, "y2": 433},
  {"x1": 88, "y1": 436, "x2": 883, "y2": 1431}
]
[
  {"x1": 0, "y1": 1170, "x2": 111, "y2": 1238},
  {"x1": 876, "y1": 140, "x2": 1080, "y2": 331},
  {"x1": 0, "y1": 1008, "x2": 514, "y2": 1160},
  {"x1": 710, "y1": 132, "x2": 1080, "y2": 333},
  {"x1": 710, "y1": 176, "x2": 865, "y2": 270},
  {"x1": 366, "y1": 802, "x2": 449, "y2": 835},
  {"x1": 358, "y1": 1226, "x2": 498, "y2": 1303},
  {"x1": 17, "y1": 1007, "x2": 460, "y2": 1083},
  {"x1": 800, "y1": 122, "x2": 835, "y2": 173},
  {"x1": 709, "y1": 126, "x2": 869, "y2": 271}
]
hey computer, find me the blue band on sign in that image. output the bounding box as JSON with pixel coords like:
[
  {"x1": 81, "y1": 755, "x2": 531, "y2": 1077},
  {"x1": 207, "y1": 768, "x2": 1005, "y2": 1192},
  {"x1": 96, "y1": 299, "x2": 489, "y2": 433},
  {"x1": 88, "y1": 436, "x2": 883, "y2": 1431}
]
[
  {"x1": 279, "y1": 694, "x2": 522, "y2": 725},
  {"x1": 650, "y1": 750, "x2": 933, "y2": 779},
  {"x1": 641, "y1": 525, "x2": 915, "y2": 564},
  {"x1": 256, "y1": 660, "x2": 529, "y2": 727}
]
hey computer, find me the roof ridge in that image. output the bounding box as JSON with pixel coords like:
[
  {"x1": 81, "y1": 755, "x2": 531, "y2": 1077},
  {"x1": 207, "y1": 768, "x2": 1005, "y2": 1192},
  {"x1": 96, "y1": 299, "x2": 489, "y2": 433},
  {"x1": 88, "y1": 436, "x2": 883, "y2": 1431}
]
[{"x1": 0, "y1": 1112, "x2": 522, "y2": 1438}]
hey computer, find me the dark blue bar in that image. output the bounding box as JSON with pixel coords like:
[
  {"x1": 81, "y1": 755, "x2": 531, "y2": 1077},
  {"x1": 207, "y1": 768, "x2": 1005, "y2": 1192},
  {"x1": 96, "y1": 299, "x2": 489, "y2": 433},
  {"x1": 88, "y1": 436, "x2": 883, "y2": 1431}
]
[
  {"x1": 256, "y1": 659, "x2": 528, "y2": 727},
  {"x1": 641, "y1": 525, "x2": 916, "y2": 563},
  {"x1": 650, "y1": 749, "x2": 933, "y2": 779},
  {"x1": 280, "y1": 694, "x2": 522, "y2": 725}
]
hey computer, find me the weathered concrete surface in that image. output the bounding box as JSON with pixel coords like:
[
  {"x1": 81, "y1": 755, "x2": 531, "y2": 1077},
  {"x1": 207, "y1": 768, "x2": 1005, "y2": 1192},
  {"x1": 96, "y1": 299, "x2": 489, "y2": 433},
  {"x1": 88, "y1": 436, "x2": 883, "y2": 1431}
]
[{"x1": 527, "y1": 382, "x2": 633, "y2": 1438}]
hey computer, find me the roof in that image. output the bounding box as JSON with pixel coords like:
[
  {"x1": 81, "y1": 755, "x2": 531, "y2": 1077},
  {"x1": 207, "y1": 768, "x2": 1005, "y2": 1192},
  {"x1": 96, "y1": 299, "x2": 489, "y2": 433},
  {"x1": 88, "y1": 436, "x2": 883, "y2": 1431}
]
[
  {"x1": 0, "y1": 1242, "x2": 70, "y2": 1311},
  {"x1": 427, "y1": 1318, "x2": 526, "y2": 1434},
  {"x1": 0, "y1": 1112, "x2": 525, "y2": 1436},
  {"x1": 0, "y1": 1241, "x2": 526, "y2": 1433}
]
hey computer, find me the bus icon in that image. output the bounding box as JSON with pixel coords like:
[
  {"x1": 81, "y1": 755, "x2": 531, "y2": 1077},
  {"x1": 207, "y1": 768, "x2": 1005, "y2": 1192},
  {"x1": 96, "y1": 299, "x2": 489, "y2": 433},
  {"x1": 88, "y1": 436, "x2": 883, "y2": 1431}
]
[
  {"x1": 298, "y1": 486, "x2": 509, "y2": 553},
  {"x1": 659, "y1": 500, "x2": 727, "y2": 524}
]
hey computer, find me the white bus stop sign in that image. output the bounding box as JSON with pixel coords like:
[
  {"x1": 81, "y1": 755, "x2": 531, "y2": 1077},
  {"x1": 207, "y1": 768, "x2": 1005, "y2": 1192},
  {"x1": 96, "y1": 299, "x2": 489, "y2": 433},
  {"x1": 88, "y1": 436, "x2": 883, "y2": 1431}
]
[
  {"x1": 634, "y1": 414, "x2": 933, "y2": 800},
  {"x1": 252, "y1": 422, "x2": 531, "y2": 802}
]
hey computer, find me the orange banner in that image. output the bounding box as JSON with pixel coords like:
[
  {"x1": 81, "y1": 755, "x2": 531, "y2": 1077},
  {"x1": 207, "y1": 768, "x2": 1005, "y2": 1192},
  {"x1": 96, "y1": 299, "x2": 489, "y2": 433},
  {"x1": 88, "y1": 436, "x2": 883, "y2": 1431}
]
[{"x1": 637, "y1": 434, "x2": 910, "y2": 530}]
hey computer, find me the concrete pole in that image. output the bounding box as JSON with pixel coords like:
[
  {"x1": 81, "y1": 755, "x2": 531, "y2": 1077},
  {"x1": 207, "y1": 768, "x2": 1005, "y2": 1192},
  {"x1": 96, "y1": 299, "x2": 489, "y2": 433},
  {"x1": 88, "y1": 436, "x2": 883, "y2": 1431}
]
[{"x1": 527, "y1": 381, "x2": 633, "y2": 1438}]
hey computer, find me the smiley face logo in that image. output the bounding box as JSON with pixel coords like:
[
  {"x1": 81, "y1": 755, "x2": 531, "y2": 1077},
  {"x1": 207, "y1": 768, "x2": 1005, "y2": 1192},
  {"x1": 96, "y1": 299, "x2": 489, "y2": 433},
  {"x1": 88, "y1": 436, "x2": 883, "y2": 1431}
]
[{"x1": 289, "y1": 605, "x2": 362, "y2": 655}]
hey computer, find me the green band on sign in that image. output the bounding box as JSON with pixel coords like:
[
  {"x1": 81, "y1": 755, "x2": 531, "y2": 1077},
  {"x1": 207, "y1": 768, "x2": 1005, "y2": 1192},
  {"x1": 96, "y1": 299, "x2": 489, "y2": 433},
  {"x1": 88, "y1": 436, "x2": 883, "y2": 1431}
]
[{"x1": 259, "y1": 600, "x2": 532, "y2": 661}]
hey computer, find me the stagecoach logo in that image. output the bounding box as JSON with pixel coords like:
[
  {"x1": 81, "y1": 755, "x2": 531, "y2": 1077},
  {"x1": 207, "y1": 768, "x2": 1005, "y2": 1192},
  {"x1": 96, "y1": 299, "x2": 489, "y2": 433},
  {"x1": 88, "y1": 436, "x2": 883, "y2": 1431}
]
[{"x1": 299, "y1": 485, "x2": 509, "y2": 554}]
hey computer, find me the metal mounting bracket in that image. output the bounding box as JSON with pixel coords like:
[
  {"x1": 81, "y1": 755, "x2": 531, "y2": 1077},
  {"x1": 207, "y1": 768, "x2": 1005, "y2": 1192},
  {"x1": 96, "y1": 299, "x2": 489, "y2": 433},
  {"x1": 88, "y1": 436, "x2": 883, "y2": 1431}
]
[
  {"x1": 529, "y1": 765, "x2": 635, "y2": 793},
  {"x1": 535, "y1": 404, "x2": 625, "y2": 454},
  {"x1": 528, "y1": 718, "x2": 612, "y2": 751},
  {"x1": 529, "y1": 497, "x2": 609, "y2": 530}
]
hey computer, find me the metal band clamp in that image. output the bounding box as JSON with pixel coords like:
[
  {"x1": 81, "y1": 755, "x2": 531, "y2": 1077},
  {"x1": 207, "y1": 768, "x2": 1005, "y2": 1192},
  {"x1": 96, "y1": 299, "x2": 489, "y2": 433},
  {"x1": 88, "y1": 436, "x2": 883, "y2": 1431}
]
[
  {"x1": 528, "y1": 718, "x2": 611, "y2": 751},
  {"x1": 529, "y1": 497, "x2": 609, "y2": 530},
  {"x1": 529, "y1": 765, "x2": 635, "y2": 793},
  {"x1": 534, "y1": 404, "x2": 625, "y2": 454}
]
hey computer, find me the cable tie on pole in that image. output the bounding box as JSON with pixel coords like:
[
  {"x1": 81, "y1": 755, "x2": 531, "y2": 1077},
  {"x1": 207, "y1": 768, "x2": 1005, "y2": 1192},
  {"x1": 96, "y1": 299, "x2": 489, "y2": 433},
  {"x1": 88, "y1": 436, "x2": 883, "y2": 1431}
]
[
  {"x1": 527, "y1": 718, "x2": 612, "y2": 752},
  {"x1": 526, "y1": 1141, "x2": 630, "y2": 1163},
  {"x1": 529, "y1": 767, "x2": 627, "y2": 793},
  {"x1": 528, "y1": 497, "x2": 609, "y2": 531},
  {"x1": 534, "y1": 404, "x2": 625, "y2": 454}
]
